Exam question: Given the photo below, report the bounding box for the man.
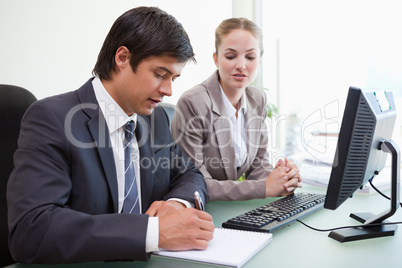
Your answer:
[7,6,214,264]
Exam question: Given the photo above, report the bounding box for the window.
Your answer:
[260,0,402,156]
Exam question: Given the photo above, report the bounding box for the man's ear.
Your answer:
[115,46,130,70]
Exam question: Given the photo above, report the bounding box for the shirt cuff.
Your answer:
[146,217,159,253]
[145,199,193,253]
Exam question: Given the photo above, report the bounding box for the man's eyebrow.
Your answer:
[156,66,181,77]
[156,66,173,74]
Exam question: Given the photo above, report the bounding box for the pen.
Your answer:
[194,191,204,211]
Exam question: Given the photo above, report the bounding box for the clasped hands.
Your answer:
[146,200,215,251]
[266,158,302,197]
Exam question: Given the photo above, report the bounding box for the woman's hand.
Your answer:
[266,158,302,197]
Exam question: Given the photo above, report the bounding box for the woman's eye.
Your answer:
[246,54,257,60]
[225,55,235,60]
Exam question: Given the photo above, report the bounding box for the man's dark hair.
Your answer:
[93,6,195,80]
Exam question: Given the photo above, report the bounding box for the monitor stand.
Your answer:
[328,140,400,242]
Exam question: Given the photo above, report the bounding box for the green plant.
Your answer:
[237,174,246,181]
[251,80,278,118]
[266,100,278,118]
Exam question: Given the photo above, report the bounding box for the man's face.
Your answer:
[112,55,185,116]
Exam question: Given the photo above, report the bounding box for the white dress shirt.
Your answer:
[92,77,159,252]
[219,84,248,167]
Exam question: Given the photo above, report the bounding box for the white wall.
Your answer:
[0,0,232,103]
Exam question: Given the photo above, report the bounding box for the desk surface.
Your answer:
[6,184,402,268]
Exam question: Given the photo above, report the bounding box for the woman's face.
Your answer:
[213,29,261,93]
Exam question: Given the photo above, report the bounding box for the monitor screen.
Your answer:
[324,87,396,209]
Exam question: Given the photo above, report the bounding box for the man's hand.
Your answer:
[146,200,186,217]
[145,201,215,251]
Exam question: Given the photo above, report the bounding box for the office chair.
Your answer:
[159,102,176,126]
[0,84,37,266]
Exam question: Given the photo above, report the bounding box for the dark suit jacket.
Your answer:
[7,78,207,264]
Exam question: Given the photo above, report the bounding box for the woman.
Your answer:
[171,18,302,201]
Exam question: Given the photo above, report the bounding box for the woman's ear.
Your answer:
[213,52,219,68]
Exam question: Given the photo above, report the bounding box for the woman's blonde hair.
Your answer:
[215,17,263,56]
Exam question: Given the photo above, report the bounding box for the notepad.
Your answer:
[153,227,272,267]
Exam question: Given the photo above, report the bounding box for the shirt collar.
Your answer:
[219,83,248,118]
[92,76,137,133]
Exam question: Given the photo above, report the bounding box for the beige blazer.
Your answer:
[171,71,272,201]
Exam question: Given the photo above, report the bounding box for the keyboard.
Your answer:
[222,192,325,233]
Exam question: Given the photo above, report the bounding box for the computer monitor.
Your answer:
[324,86,400,242]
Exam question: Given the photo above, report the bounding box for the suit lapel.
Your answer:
[213,117,237,180]
[78,79,119,212]
[206,72,237,180]
[243,88,264,171]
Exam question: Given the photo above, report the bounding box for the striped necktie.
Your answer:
[122,120,140,214]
